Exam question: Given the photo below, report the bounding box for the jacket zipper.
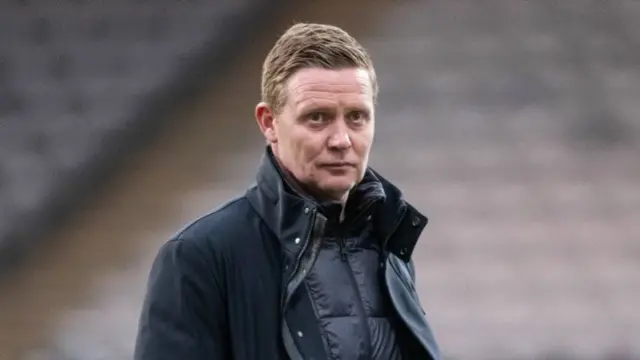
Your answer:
[339,234,373,358]
[281,208,317,311]
[280,208,321,360]
[335,197,379,356]
[337,196,378,259]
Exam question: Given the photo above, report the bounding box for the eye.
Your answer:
[348,111,368,123]
[308,111,325,123]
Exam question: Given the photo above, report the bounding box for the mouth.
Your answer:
[320,162,355,168]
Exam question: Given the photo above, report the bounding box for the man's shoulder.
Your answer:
[169,192,261,250]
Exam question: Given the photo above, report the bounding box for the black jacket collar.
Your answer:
[246,146,427,261]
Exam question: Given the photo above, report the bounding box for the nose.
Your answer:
[327,127,351,150]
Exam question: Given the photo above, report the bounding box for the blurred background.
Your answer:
[0,0,639,359]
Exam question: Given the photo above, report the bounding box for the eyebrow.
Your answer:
[298,99,371,112]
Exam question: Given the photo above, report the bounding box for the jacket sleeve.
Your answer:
[134,238,228,360]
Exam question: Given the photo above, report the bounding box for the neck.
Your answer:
[270,147,349,221]
[278,163,348,207]
[282,165,348,205]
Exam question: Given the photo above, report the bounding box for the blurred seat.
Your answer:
[364,0,640,358]
[0,0,272,252]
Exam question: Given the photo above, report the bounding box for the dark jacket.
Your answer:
[281,151,402,359]
[134,147,442,360]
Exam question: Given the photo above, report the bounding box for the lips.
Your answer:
[321,162,354,168]
[320,163,356,173]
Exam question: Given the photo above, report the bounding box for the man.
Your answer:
[134,23,441,360]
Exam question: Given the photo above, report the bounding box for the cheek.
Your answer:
[352,132,373,154]
[285,135,314,172]
[298,143,319,169]
[293,132,323,159]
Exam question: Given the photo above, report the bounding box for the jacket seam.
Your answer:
[303,281,335,359]
[177,238,226,300]
[173,196,247,240]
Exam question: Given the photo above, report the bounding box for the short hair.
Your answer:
[261,22,378,114]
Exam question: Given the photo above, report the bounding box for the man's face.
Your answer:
[256,67,375,202]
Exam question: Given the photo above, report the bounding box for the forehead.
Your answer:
[284,67,374,110]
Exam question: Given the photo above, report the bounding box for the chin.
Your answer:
[319,179,356,199]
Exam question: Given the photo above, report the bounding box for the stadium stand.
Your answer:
[365,1,640,358]
[0,0,283,270]
[1,0,639,358]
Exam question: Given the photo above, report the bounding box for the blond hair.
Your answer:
[261,22,377,114]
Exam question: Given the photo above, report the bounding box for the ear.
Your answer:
[255,102,278,143]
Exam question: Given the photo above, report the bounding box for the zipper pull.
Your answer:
[340,238,348,261]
